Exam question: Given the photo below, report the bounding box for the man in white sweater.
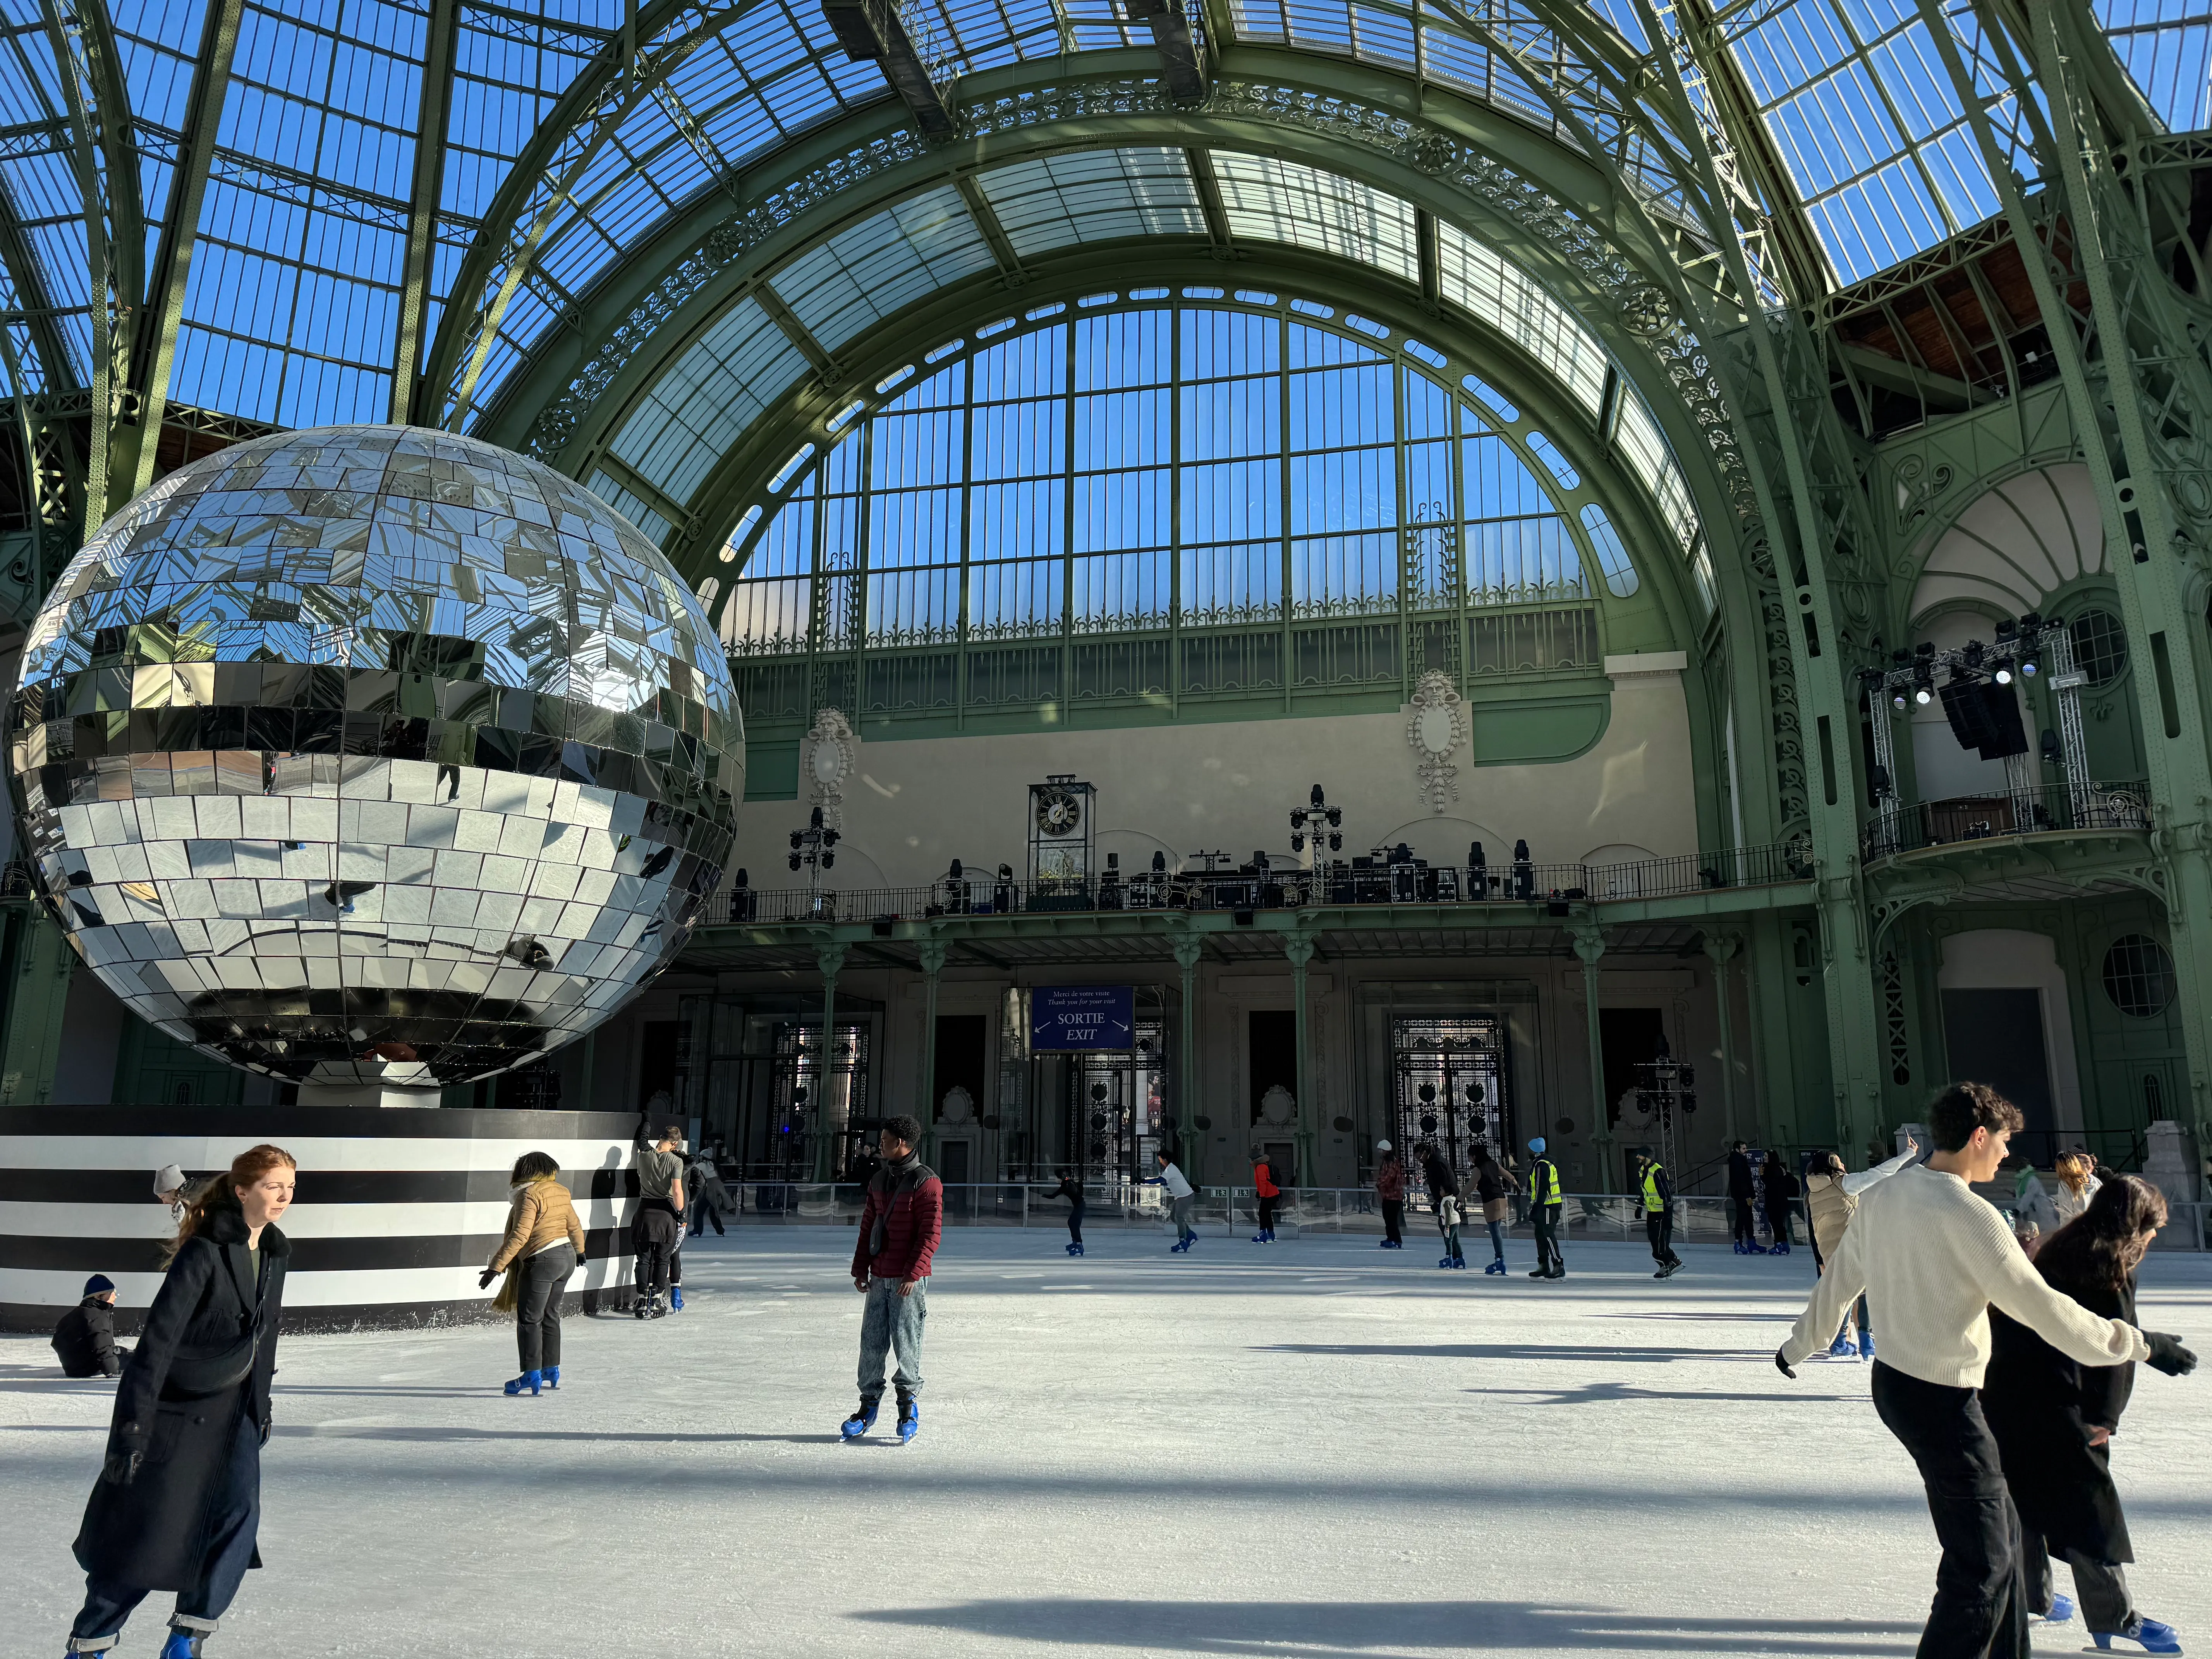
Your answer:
[1777,1082,2195,1659]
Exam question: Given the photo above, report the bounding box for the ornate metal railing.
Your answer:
[1861,781,2152,863]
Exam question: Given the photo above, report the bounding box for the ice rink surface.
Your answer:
[6,1226,2210,1658]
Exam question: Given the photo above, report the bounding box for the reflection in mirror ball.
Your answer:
[5,426,743,1090]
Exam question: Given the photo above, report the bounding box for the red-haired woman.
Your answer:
[1983,1176,2191,1656]
[65,1145,296,1659]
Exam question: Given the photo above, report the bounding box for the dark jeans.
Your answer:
[515,1242,575,1371]
[1381,1199,1404,1244]
[1532,1204,1563,1272]
[2023,1531,2133,1632]
[634,1202,680,1298]
[689,1196,724,1237]
[1731,1196,1756,1243]
[1066,1206,1084,1245]
[72,1411,259,1644]
[1645,1210,1679,1266]
[1871,1361,2030,1659]
[1486,1218,1505,1260]
[1767,1204,1795,1245]
[1257,1194,1278,1232]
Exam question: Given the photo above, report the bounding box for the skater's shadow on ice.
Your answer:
[1258,1343,1767,1364]
[848,1597,1920,1654]
[1463,1381,1858,1406]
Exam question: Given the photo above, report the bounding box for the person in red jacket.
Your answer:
[840,1115,942,1445]
[1252,1147,1282,1243]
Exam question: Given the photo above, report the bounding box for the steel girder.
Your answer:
[1915,0,2212,1148]
[390,0,458,425]
[37,0,140,527]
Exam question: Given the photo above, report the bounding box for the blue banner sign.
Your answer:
[1030,985,1135,1051]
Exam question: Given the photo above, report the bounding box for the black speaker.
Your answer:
[1939,678,2029,760]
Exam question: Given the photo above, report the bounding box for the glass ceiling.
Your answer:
[0,0,2197,452]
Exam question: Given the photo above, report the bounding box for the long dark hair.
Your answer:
[2034,1175,2168,1296]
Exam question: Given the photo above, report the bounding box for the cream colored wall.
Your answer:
[732,655,1700,890]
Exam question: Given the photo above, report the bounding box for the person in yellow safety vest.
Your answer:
[1526,1137,1565,1279]
[1633,1148,1683,1279]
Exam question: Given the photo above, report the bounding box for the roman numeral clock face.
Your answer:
[1035,788,1082,836]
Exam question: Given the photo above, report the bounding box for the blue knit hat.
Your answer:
[1527,1137,1546,1154]
[83,1274,115,1297]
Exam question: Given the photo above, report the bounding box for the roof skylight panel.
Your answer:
[770,188,994,350]
[977,149,1206,257]
[1211,153,1419,283]
[2100,0,2212,131]
[1432,221,1607,415]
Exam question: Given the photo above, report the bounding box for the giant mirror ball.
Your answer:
[6,425,743,1091]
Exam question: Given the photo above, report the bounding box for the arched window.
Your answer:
[720,302,1645,656]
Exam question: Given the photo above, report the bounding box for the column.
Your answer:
[1704,931,1743,1147]
[1172,929,1203,1185]
[917,935,948,1150]
[1285,927,1318,1187]
[0,911,75,1106]
[812,939,848,1182]
[1570,922,1612,1193]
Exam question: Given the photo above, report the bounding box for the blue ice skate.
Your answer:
[897,1397,921,1444]
[504,1369,542,1396]
[1827,1334,1857,1360]
[1769,1239,1791,1255]
[670,1285,684,1311]
[1451,1257,1467,1269]
[2092,1616,2182,1654]
[159,1633,206,1659]
[1485,1259,1506,1275]
[1858,1330,1875,1360]
[2036,1595,2075,1625]
[543,1365,560,1389]
[840,1399,879,1441]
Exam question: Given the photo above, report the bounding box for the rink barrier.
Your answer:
[0,1107,650,1333]
[691,1183,2212,1252]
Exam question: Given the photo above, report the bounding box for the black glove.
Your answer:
[477,1267,499,1291]
[1774,1347,1797,1380]
[102,1423,147,1486]
[2145,1331,2197,1377]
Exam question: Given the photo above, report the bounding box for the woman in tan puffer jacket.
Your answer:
[482,1151,586,1395]
[1804,1133,1918,1360]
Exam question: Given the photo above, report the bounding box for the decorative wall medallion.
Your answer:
[939,1084,975,1124]
[1259,1084,1296,1126]
[804,706,855,829]
[1406,670,1468,813]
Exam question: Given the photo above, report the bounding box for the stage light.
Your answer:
[1994,660,2014,685]
[1963,640,1985,669]
[1892,690,1909,711]
[2019,650,2039,678]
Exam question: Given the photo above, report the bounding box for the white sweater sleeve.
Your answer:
[1840,1148,1915,1197]
[1967,1206,2149,1368]
[1782,1218,1868,1365]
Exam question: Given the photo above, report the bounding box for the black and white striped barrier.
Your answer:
[0,1107,644,1333]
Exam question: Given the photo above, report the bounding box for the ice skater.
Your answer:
[1526,1137,1564,1279]
[840,1116,941,1445]
[1040,1169,1087,1255]
[480,1150,585,1396]
[1805,1133,1918,1359]
[1774,1084,2195,1659]
[64,1145,295,1659]
[1983,1176,2185,1655]
[1727,1140,1762,1254]
[1146,1149,1199,1252]
[1251,1148,1281,1242]
[1374,1140,1406,1250]
[687,1140,729,1238]
[1419,1144,1465,1269]
[52,1276,127,1380]
[1470,1144,1510,1274]
[1761,1149,1799,1253]
[1632,1148,1682,1278]
[630,1125,686,1318]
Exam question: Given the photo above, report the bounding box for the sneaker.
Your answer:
[2090,1616,2181,1654]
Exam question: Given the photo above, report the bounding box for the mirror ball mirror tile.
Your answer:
[7,425,744,1091]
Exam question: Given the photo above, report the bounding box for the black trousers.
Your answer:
[1066,1206,1084,1245]
[1645,1210,1678,1266]
[1381,1199,1404,1244]
[633,1203,680,1298]
[1531,1204,1563,1272]
[1731,1197,1756,1244]
[1257,1194,1278,1232]
[1766,1203,1795,1245]
[515,1243,575,1370]
[1870,1362,2030,1659]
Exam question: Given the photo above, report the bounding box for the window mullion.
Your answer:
[1279,309,1293,712]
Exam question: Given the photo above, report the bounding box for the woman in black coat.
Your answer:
[67,1144,295,1657]
[1982,1175,2183,1654]
[1760,1150,1799,1252]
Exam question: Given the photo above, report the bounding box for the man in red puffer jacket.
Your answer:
[840,1115,943,1445]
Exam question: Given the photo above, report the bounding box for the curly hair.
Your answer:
[1927,1082,2025,1151]
[2034,1174,2168,1296]
[510,1150,562,1183]
[163,1144,296,1266]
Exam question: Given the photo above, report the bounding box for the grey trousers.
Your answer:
[515,1242,575,1371]
[858,1275,927,1403]
[1170,1194,1196,1238]
[2024,1532,2133,1632]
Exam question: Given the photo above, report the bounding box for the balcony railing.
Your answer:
[1862,781,2151,863]
[700,841,1810,927]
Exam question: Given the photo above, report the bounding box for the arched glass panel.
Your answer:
[720,304,1646,653]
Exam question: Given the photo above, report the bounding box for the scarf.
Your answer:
[867,1152,934,1257]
